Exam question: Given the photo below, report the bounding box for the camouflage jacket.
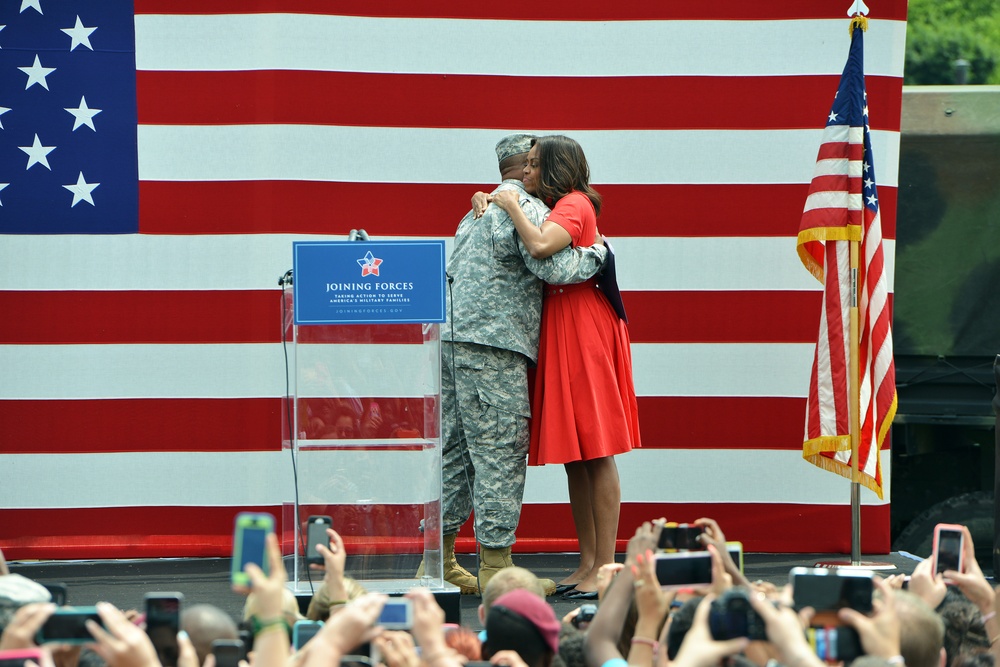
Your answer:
[442,180,607,363]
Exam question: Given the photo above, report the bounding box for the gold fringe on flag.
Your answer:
[849,15,869,33]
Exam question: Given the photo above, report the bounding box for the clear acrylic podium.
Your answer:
[280,289,451,599]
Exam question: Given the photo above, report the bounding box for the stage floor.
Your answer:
[8,551,922,630]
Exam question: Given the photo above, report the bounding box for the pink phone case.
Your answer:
[0,649,47,667]
[932,523,965,574]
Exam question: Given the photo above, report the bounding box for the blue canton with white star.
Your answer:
[0,0,138,233]
[827,26,879,217]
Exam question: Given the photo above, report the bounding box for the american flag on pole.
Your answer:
[797,20,898,499]
[0,1,907,558]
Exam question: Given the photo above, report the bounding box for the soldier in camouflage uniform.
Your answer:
[437,134,608,595]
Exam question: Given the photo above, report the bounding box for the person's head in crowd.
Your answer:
[895,589,947,667]
[331,407,358,439]
[666,594,704,660]
[950,651,994,667]
[483,589,560,667]
[557,624,586,667]
[937,591,990,667]
[479,566,547,626]
[495,133,535,181]
[181,603,239,665]
[0,573,51,633]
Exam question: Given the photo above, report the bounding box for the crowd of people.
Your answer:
[2,518,998,667]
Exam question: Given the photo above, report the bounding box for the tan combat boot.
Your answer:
[478,546,557,596]
[415,534,479,595]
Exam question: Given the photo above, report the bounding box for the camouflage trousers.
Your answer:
[440,341,530,548]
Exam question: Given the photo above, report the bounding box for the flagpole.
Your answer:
[849,239,862,565]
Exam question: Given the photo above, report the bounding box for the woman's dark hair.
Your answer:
[531,135,602,216]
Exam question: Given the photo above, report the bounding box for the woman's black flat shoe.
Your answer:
[553,583,578,595]
[563,588,599,600]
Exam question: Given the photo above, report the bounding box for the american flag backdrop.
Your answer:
[798,22,898,500]
[0,1,908,559]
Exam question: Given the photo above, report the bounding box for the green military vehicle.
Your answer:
[889,85,1000,572]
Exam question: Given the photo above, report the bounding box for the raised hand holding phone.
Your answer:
[86,602,160,667]
[230,513,275,591]
[305,516,332,568]
[939,525,996,616]
[932,523,965,576]
[0,604,56,651]
[144,593,183,667]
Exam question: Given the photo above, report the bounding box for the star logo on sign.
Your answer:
[0,106,10,129]
[357,251,383,277]
[61,15,96,51]
[0,183,8,206]
[20,0,42,15]
[65,96,101,131]
[0,24,6,48]
[63,172,99,207]
[19,133,55,170]
[19,54,55,90]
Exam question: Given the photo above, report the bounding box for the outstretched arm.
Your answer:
[493,190,572,259]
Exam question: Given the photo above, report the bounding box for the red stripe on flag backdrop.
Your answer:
[137,181,897,238]
[0,503,892,560]
[133,0,908,22]
[0,396,864,454]
[0,291,893,344]
[136,71,903,132]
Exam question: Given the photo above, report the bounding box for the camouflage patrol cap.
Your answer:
[495,134,535,162]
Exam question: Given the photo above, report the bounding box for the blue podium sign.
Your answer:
[293,240,446,325]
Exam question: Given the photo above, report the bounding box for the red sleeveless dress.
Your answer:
[528,192,641,465]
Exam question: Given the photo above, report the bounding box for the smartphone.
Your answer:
[41,583,68,606]
[933,524,965,575]
[292,621,323,650]
[790,568,873,624]
[36,606,103,644]
[212,639,245,667]
[0,649,47,667]
[145,592,183,667]
[231,512,275,588]
[572,604,598,629]
[654,551,713,589]
[805,626,863,663]
[657,523,705,551]
[377,598,413,630]
[726,541,744,574]
[305,515,332,567]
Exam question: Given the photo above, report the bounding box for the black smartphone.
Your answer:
[305,515,332,567]
[790,568,873,624]
[572,604,597,629]
[933,524,965,575]
[212,639,245,667]
[657,523,705,551]
[654,551,713,588]
[41,583,68,606]
[292,621,323,650]
[806,626,863,662]
[36,607,103,644]
[145,592,184,667]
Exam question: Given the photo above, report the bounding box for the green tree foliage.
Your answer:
[905,0,1000,84]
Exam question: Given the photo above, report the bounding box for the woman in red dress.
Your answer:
[490,135,641,597]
